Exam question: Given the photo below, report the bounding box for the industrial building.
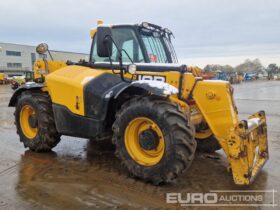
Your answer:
[0,42,88,76]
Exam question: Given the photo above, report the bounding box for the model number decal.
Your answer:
[137,75,166,82]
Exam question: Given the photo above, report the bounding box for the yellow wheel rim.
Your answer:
[20,105,38,139]
[195,128,212,139]
[125,117,165,166]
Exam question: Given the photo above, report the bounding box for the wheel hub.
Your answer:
[139,129,159,150]
[20,105,38,139]
[124,117,165,166]
[28,115,38,128]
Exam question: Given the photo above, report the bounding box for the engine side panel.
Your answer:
[45,65,104,116]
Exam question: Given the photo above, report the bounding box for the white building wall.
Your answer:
[49,51,88,63]
[0,42,88,75]
[0,43,34,71]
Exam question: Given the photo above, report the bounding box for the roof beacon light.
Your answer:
[142,22,149,28]
[97,20,104,25]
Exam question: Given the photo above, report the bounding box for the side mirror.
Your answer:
[96,26,113,57]
[36,43,49,54]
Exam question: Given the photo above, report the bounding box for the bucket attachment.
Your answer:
[227,111,268,185]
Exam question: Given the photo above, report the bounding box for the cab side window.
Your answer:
[91,28,144,63]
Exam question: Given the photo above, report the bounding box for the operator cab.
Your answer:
[90,22,178,65]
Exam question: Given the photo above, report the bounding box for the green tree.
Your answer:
[235,58,264,73]
[204,64,220,72]
[222,65,234,73]
[266,64,278,79]
[204,64,233,73]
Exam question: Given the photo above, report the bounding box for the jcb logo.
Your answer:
[137,75,166,82]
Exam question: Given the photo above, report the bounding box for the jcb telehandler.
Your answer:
[9,22,268,185]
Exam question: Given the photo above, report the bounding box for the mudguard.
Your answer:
[84,73,179,120]
[114,80,179,99]
[8,83,45,107]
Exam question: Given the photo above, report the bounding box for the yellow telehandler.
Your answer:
[9,22,268,185]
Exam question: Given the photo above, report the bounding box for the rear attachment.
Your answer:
[192,81,269,185]
[228,111,268,185]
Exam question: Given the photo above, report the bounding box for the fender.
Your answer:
[84,73,179,120]
[8,83,45,107]
[114,80,179,99]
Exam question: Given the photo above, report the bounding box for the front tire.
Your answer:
[15,91,61,152]
[112,96,196,184]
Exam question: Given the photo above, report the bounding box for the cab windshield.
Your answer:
[140,27,178,64]
[91,26,178,64]
[91,28,145,63]
[141,30,167,63]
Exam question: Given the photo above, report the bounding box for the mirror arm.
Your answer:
[47,49,54,61]
[118,53,129,83]
[121,49,133,64]
[118,49,134,83]
[42,57,49,75]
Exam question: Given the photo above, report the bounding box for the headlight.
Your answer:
[128,64,137,75]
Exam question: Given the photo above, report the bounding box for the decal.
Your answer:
[149,54,158,63]
[137,74,166,82]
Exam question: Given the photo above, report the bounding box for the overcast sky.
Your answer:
[0,0,279,67]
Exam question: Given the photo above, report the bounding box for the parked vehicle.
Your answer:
[10,71,34,90]
[244,72,257,81]
[9,22,268,185]
[0,73,8,85]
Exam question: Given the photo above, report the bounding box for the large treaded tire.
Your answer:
[196,135,221,153]
[112,96,196,185]
[15,91,61,152]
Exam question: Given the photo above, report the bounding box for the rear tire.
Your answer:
[112,96,196,185]
[15,91,61,152]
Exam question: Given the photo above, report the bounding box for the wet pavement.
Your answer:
[0,81,279,209]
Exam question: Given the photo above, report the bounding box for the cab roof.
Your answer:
[90,22,173,38]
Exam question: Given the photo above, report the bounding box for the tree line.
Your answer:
[204,58,280,75]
